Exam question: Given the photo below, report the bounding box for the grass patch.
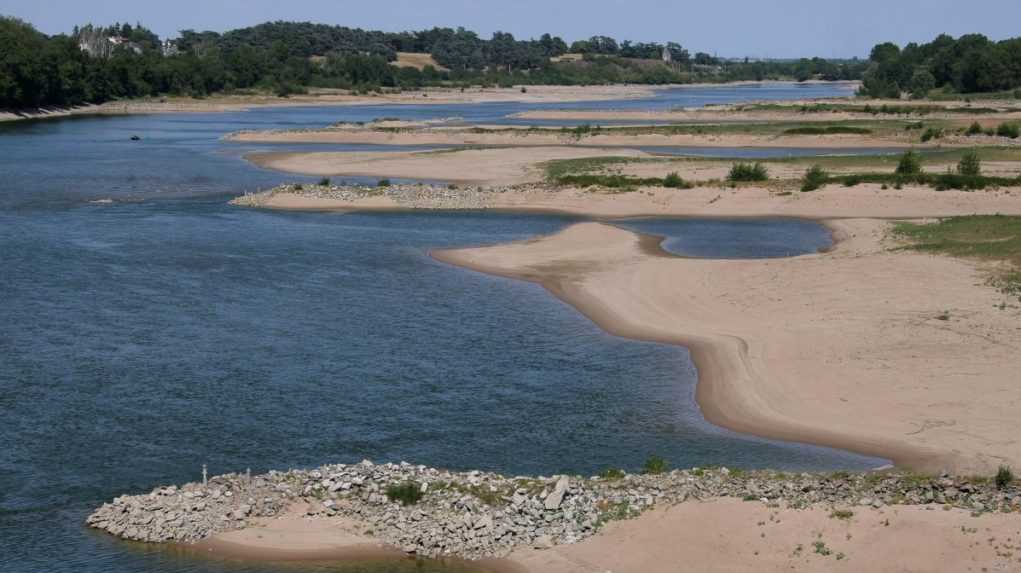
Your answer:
[385,482,424,506]
[830,509,854,520]
[642,455,668,475]
[728,162,770,182]
[893,215,1021,299]
[801,165,829,191]
[600,468,627,480]
[782,125,873,135]
[996,466,1014,489]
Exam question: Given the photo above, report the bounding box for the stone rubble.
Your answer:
[87,461,1021,560]
[230,183,538,210]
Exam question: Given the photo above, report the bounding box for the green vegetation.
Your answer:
[996,123,1021,139]
[782,125,872,135]
[861,34,1021,97]
[893,216,1021,299]
[600,468,626,480]
[662,172,693,189]
[728,162,770,182]
[895,150,923,175]
[966,122,985,136]
[801,165,829,191]
[317,177,331,186]
[957,151,981,176]
[385,481,424,506]
[920,127,944,142]
[377,178,391,187]
[829,509,854,520]
[642,455,668,475]
[0,16,866,110]
[996,466,1015,489]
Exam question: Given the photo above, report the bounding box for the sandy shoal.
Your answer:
[227,127,931,149]
[433,217,1021,474]
[246,146,652,185]
[250,183,1021,219]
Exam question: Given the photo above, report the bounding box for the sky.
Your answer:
[2,0,1019,59]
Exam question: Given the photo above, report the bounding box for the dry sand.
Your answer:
[247,146,652,185]
[508,499,1021,573]
[250,182,1021,219]
[434,219,1021,474]
[199,498,1021,572]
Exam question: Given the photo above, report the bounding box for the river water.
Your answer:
[0,83,881,573]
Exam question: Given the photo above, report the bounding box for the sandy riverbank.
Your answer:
[433,218,1021,474]
[198,499,1021,572]
[91,460,1021,573]
[508,499,1021,573]
[0,85,662,123]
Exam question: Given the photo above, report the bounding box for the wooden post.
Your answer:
[202,464,208,487]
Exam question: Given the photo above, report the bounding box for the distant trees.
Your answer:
[862,33,1021,97]
[0,15,869,110]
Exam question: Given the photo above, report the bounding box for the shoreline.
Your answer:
[0,84,665,124]
[431,221,929,470]
[87,460,1021,571]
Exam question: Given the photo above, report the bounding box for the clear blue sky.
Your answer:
[2,0,1018,59]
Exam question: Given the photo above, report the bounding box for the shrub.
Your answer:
[385,481,424,505]
[662,172,691,189]
[728,162,769,182]
[318,177,331,186]
[958,151,981,176]
[895,150,923,175]
[801,165,829,192]
[997,123,1020,139]
[642,455,668,475]
[996,466,1014,489]
[966,122,984,136]
[843,175,863,187]
[377,178,391,187]
[920,127,944,142]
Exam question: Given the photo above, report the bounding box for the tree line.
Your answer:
[0,17,870,110]
[861,34,1021,98]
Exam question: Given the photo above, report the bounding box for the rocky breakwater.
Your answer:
[230,183,531,210]
[88,461,1021,560]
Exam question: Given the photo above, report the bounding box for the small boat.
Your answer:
[130,135,141,141]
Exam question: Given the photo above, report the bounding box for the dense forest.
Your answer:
[861,34,1021,98]
[11,16,997,111]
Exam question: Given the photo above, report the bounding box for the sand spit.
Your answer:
[246,147,651,185]
[226,125,932,149]
[232,182,1021,220]
[88,461,1021,567]
[434,220,1021,474]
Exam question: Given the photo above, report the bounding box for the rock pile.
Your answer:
[88,461,1021,560]
[229,183,542,210]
